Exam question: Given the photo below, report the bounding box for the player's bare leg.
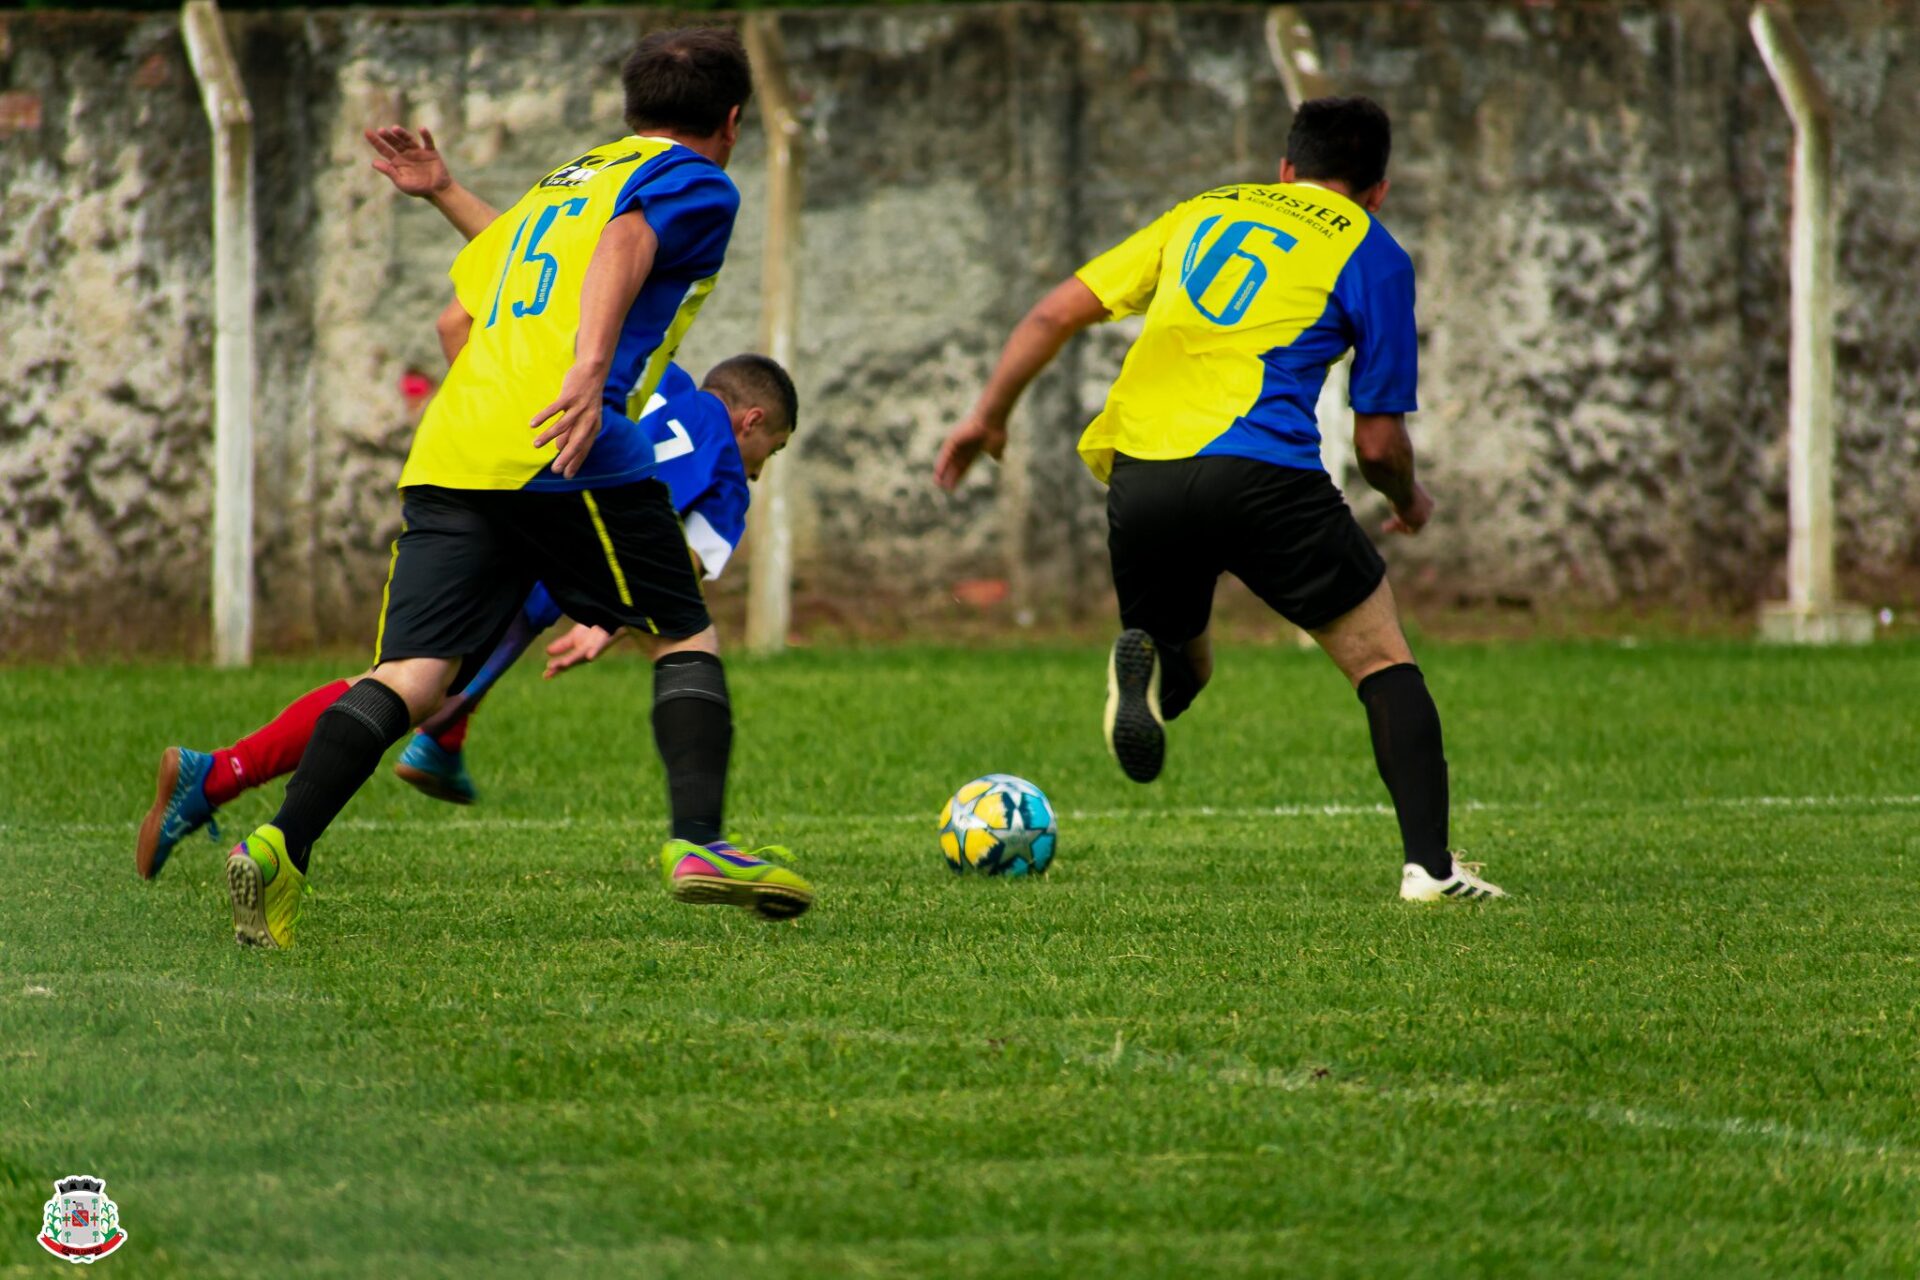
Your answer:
[1311,581,1503,900]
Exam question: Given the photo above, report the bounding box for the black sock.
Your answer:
[653,651,732,846]
[1356,663,1452,878]
[272,679,411,873]
[1154,641,1201,721]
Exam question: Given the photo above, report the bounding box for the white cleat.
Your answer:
[1400,856,1507,902]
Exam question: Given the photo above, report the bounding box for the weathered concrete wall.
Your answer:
[3,3,1918,656]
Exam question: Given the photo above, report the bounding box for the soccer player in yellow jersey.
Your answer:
[936,97,1504,902]
[202,28,812,948]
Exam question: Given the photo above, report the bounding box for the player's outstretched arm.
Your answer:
[364,125,500,241]
[935,277,1109,490]
[1353,412,1434,535]
[530,211,658,480]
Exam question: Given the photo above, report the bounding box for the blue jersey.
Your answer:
[639,368,751,580]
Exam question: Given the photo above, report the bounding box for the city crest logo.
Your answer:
[38,1176,127,1264]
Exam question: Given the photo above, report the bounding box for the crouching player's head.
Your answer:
[701,354,799,480]
[1279,95,1394,213]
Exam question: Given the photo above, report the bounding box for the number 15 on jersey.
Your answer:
[486,197,591,328]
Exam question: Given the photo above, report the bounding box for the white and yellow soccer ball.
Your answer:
[938,773,1058,877]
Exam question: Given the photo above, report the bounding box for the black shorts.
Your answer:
[373,482,709,669]
[1106,454,1386,640]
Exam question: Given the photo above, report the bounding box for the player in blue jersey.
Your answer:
[936,97,1505,903]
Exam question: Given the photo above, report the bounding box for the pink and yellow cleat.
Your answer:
[660,839,813,921]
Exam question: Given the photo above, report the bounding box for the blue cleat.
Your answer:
[393,734,478,806]
[136,746,221,880]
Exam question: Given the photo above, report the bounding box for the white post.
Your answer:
[743,15,801,655]
[1264,6,1332,109]
[1752,3,1872,645]
[182,0,255,667]
[1267,7,1344,646]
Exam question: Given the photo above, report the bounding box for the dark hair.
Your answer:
[1285,96,1392,193]
[622,27,753,137]
[702,354,799,434]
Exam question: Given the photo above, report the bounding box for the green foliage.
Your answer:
[2,641,1917,1274]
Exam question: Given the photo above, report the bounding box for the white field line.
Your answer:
[1071,1036,1917,1165]
[9,792,1920,837]
[8,972,335,1006]
[673,1017,1914,1166]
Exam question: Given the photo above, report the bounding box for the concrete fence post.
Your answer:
[182,0,255,667]
[744,14,802,656]
[1751,2,1872,644]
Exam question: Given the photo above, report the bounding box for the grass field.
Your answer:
[2,639,1918,1277]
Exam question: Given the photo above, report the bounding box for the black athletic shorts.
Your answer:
[1106,453,1386,640]
[373,481,709,669]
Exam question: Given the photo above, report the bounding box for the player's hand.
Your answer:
[365,125,452,198]
[530,364,607,479]
[543,623,621,678]
[934,411,1009,490]
[1383,483,1435,536]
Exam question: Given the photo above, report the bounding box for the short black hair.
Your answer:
[1285,96,1392,193]
[702,354,799,434]
[622,27,753,137]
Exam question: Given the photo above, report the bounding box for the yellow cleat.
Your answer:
[660,838,814,920]
[226,824,309,948]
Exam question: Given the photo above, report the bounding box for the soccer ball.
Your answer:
[939,773,1057,877]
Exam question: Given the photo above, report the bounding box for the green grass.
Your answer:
[2,640,1918,1277]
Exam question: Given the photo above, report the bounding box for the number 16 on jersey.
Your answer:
[1180,216,1297,326]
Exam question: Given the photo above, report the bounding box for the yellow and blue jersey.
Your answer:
[400,136,739,493]
[1074,182,1417,483]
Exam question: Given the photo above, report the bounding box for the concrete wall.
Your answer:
[3,3,1918,657]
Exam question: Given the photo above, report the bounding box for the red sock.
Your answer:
[433,715,470,752]
[204,679,352,806]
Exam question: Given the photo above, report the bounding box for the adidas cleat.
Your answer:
[1401,856,1507,903]
[394,733,478,805]
[226,824,309,948]
[1104,629,1166,783]
[661,839,814,921]
[136,746,221,880]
